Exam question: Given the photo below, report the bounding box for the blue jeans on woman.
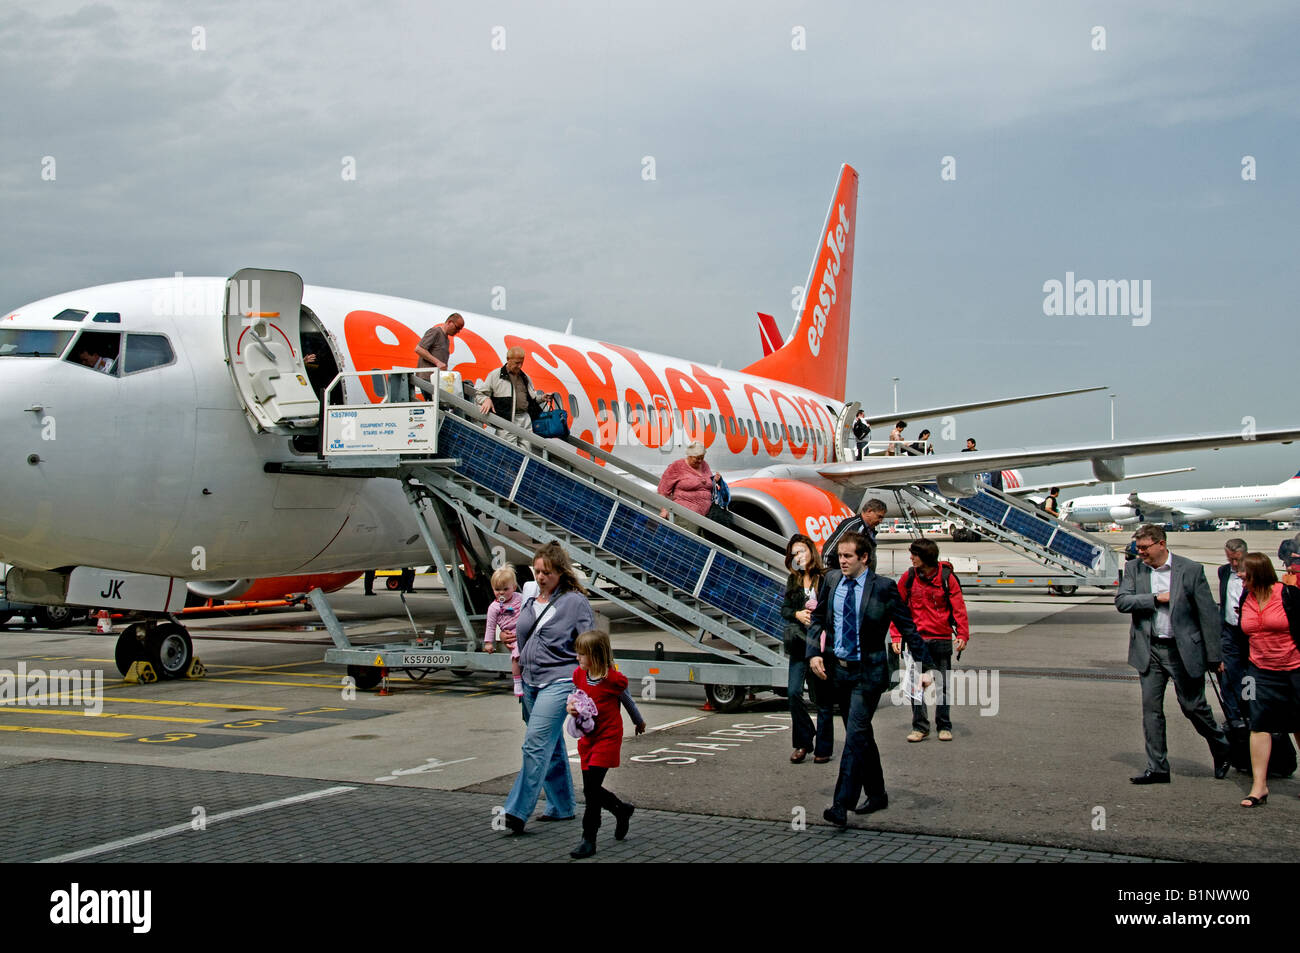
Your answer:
[504,679,575,821]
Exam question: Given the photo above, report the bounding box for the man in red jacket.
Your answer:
[890,538,969,742]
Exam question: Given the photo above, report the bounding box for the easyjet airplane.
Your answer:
[2,164,1296,676]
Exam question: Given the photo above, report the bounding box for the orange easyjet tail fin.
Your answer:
[741,163,858,402]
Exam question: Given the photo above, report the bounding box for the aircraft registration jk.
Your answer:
[1,164,1297,672]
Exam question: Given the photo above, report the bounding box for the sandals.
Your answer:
[1240,794,1268,808]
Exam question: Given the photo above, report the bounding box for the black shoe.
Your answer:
[570,839,596,859]
[1129,770,1171,785]
[1212,745,1233,780]
[613,803,635,841]
[822,807,847,828]
[504,813,526,834]
[852,793,889,815]
[537,813,575,822]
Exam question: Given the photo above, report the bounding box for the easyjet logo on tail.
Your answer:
[741,163,858,403]
[807,202,851,357]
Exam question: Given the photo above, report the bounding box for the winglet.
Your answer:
[741,164,858,401]
[757,312,782,356]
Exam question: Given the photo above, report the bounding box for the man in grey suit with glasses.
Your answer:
[1116,523,1232,784]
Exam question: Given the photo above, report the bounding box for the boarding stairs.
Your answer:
[891,480,1121,586]
[303,377,796,705]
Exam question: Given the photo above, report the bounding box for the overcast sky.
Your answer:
[4,0,1298,494]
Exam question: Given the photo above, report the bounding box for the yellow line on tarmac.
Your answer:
[0,724,131,738]
[0,707,211,724]
[96,697,284,711]
[12,691,282,711]
[201,660,323,673]
[205,678,342,690]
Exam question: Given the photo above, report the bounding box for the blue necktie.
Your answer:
[842,576,858,659]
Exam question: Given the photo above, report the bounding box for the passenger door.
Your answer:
[222,268,320,434]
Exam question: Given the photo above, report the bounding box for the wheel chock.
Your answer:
[124,661,158,684]
[185,658,207,679]
[378,667,391,696]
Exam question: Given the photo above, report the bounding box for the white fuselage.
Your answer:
[0,278,844,580]
[1062,478,1300,525]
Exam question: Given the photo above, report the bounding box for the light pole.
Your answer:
[892,377,899,414]
[1109,393,1116,494]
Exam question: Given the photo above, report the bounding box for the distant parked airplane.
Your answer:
[1062,471,1300,526]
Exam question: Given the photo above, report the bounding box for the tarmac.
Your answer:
[0,532,1296,864]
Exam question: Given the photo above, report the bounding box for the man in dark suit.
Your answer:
[1216,538,1249,729]
[1116,523,1231,784]
[808,531,928,826]
[819,498,887,572]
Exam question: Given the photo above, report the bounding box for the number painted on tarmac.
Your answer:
[222,719,278,729]
[138,732,199,744]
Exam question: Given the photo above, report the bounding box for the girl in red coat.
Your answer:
[566,630,646,858]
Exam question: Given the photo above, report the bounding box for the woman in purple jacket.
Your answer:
[502,542,596,833]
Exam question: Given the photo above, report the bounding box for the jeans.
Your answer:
[912,638,953,733]
[1219,623,1247,727]
[788,637,835,757]
[829,652,889,811]
[504,680,575,821]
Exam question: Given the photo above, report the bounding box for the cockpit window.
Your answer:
[122,334,175,374]
[64,330,122,375]
[91,312,121,323]
[0,328,76,357]
[52,309,88,322]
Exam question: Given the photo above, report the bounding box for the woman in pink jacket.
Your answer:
[657,441,719,519]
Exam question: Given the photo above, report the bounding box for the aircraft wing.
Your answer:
[1008,467,1195,496]
[865,385,1107,428]
[1122,492,1213,523]
[812,428,1300,490]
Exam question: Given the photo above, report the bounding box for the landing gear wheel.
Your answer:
[705,683,746,712]
[348,665,383,691]
[146,622,193,679]
[35,605,76,628]
[1049,584,1078,596]
[115,624,148,676]
[385,576,402,591]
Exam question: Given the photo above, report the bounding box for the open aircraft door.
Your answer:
[223,268,321,434]
[833,400,860,462]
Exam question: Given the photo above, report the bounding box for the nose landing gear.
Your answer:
[114,620,196,679]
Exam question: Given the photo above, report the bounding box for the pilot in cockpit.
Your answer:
[74,348,114,374]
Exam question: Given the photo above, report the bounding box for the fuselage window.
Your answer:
[746,419,754,437]
[65,330,122,375]
[568,394,579,420]
[597,398,608,415]
[122,334,175,374]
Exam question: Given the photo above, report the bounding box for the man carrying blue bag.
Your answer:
[476,346,550,446]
